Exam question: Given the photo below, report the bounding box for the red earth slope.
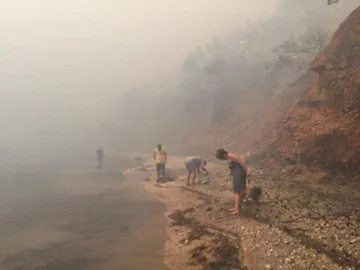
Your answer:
[272,6,360,174]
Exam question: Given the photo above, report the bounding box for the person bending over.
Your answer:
[184,156,208,186]
[215,148,250,215]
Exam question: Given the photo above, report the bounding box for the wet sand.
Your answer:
[0,155,166,270]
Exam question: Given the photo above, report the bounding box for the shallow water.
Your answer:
[0,155,166,270]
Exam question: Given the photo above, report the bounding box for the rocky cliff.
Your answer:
[272,6,360,175]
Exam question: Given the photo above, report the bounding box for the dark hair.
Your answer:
[215,148,228,160]
[157,144,162,151]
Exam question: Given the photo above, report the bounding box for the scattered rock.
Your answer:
[350,237,358,244]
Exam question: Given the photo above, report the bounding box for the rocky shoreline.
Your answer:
[144,161,360,270]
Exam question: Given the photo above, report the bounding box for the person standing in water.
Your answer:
[215,148,251,215]
[184,156,208,186]
[96,146,104,169]
[153,144,167,183]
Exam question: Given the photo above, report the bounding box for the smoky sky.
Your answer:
[0,0,281,150]
[0,0,357,152]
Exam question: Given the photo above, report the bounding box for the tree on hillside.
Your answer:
[272,12,329,71]
[300,12,329,54]
[179,26,273,126]
[274,12,329,55]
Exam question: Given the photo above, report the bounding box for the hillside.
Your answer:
[114,4,360,165]
[271,6,360,175]
[236,71,316,156]
[180,62,313,157]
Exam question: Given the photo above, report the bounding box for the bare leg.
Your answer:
[191,169,196,185]
[231,193,241,215]
[228,194,236,212]
[228,197,236,212]
[186,169,191,186]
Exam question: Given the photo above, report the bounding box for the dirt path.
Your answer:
[0,157,166,270]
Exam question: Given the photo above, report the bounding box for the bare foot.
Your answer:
[228,207,236,212]
[231,209,239,215]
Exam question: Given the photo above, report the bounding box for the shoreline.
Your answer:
[142,157,360,270]
[0,156,167,270]
[143,160,246,270]
[145,182,246,270]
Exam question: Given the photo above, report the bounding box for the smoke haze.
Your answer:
[0,0,358,157]
[0,0,282,153]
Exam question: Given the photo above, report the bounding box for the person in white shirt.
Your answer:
[184,156,208,186]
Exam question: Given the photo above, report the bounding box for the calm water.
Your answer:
[0,153,166,270]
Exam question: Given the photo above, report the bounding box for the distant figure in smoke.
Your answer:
[184,156,208,186]
[96,146,104,169]
[215,149,251,215]
[153,144,167,183]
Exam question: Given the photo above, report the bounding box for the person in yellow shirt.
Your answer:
[153,144,167,183]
